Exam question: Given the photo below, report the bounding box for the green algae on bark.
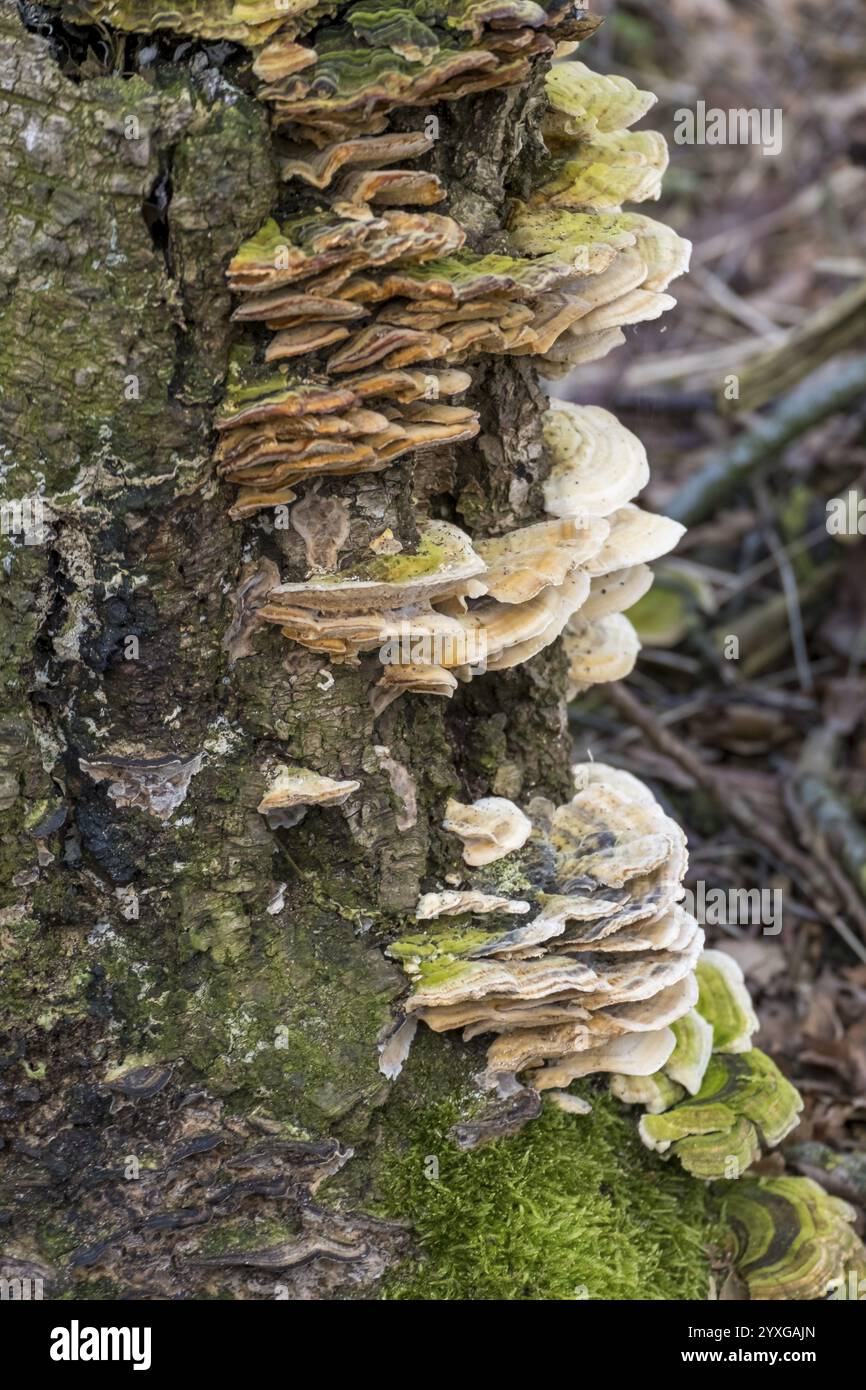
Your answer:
[1,8,277,487]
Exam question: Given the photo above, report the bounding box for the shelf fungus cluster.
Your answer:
[63,2,602,68]
[58,2,307,43]
[251,4,602,142]
[390,769,812,1214]
[218,56,689,497]
[389,763,705,1092]
[223,401,683,707]
[214,52,689,704]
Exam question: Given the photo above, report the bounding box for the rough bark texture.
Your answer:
[0,3,715,1300]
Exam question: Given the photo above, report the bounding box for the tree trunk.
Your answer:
[0,2,718,1301]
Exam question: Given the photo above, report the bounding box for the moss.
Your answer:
[387,923,496,965]
[478,854,534,898]
[38,1222,79,1265]
[374,1087,723,1300]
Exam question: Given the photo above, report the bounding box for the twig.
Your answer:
[782,781,866,962]
[690,266,786,342]
[605,682,866,963]
[609,338,776,391]
[691,166,865,266]
[763,532,813,692]
[793,722,866,913]
[666,355,866,526]
[724,279,866,413]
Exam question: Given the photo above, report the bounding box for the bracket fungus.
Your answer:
[58,2,316,43]
[543,61,656,143]
[609,947,801,1181]
[442,797,534,867]
[256,763,360,827]
[416,891,531,920]
[220,372,682,705]
[542,402,650,520]
[725,1178,866,1301]
[251,4,601,142]
[154,2,862,1298]
[80,751,204,821]
[214,46,692,707]
[695,949,760,1053]
[638,1050,803,1180]
[386,763,706,1097]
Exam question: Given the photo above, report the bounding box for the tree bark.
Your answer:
[0,3,711,1301]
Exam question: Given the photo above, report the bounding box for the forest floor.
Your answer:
[566,0,866,1214]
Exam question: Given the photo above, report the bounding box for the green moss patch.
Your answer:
[374,1087,723,1300]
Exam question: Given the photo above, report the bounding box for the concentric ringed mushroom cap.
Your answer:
[564,612,641,692]
[581,565,654,620]
[58,1,316,43]
[663,1007,715,1095]
[264,521,486,613]
[638,1049,804,1178]
[566,905,697,955]
[448,571,591,674]
[585,504,685,574]
[542,402,650,520]
[696,949,760,1053]
[724,1177,866,1301]
[415,891,531,920]
[542,62,658,144]
[532,1027,677,1088]
[537,129,669,211]
[281,132,436,189]
[610,1070,686,1114]
[571,760,659,806]
[474,517,609,603]
[551,781,682,889]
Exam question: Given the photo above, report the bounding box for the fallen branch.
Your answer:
[667,354,866,526]
[723,280,866,413]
